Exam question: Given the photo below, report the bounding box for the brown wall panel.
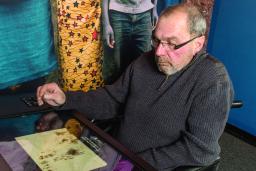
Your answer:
[183,0,215,45]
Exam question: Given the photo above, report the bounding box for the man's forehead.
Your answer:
[154,13,189,39]
[153,32,178,42]
[160,11,188,27]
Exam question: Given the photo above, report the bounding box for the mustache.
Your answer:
[155,56,171,63]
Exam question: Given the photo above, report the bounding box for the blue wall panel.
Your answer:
[208,0,256,135]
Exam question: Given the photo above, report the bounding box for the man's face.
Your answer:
[153,11,201,76]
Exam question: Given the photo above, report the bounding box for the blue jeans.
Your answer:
[103,10,153,84]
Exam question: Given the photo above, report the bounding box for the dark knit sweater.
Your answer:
[62,50,234,170]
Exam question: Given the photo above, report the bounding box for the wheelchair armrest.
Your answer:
[231,100,243,108]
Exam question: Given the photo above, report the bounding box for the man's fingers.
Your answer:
[37,83,58,106]
[106,38,112,48]
[109,34,115,48]
[106,35,114,48]
[108,42,114,48]
[43,91,64,106]
[43,93,57,103]
[37,86,44,106]
[36,83,65,107]
[36,86,41,98]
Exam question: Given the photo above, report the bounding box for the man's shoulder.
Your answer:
[203,54,228,75]
[204,54,223,66]
[195,53,231,83]
[199,53,227,73]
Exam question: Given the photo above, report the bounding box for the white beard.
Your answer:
[155,56,179,76]
[158,64,178,76]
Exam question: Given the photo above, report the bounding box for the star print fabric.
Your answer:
[57,0,104,92]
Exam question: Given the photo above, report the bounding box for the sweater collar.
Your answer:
[153,49,207,78]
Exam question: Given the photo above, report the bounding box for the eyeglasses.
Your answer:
[151,35,202,51]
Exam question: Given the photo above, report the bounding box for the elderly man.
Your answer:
[37,3,234,170]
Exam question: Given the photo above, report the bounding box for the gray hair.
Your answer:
[160,3,207,36]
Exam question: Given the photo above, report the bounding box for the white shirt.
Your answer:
[109,0,154,14]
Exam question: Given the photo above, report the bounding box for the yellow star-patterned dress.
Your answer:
[57,0,104,91]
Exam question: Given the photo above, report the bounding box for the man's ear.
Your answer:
[194,35,205,53]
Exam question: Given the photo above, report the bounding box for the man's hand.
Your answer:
[103,23,115,48]
[36,83,66,106]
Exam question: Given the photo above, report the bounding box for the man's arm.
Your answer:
[102,0,115,48]
[61,64,134,120]
[151,0,158,28]
[138,80,234,169]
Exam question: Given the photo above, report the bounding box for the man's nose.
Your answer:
[155,43,166,57]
